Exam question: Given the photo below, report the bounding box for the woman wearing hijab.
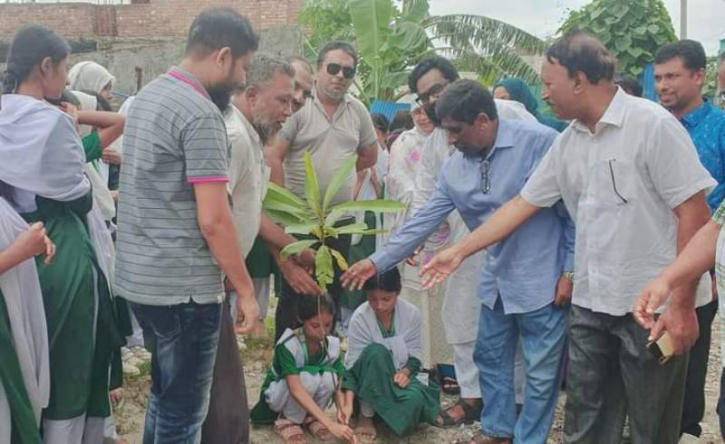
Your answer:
[0,191,53,444]
[493,77,568,132]
[0,26,126,444]
[68,61,116,101]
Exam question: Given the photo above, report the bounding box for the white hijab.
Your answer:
[0,94,90,213]
[0,197,50,424]
[68,61,115,95]
[345,297,422,371]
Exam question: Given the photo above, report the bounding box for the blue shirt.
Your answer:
[681,99,725,211]
[370,119,575,315]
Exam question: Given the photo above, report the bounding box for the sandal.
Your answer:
[434,399,482,427]
[441,376,461,395]
[274,418,307,444]
[303,416,334,441]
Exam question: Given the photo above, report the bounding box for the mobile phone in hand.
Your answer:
[647,331,675,365]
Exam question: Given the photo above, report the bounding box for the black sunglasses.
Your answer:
[326,63,356,79]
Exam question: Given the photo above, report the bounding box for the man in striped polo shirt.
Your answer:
[114,9,260,442]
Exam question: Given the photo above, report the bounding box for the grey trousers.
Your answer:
[201,298,249,444]
[564,306,688,444]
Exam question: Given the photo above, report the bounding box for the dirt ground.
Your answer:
[116,315,725,444]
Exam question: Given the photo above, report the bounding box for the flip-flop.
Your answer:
[441,376,461,395]
[274,418,307,444]
[434,399,482,427]
[304,417,334,441]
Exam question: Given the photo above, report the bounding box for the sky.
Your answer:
[430,0,725,55]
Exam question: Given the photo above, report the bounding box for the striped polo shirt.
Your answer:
[114,67,229,306]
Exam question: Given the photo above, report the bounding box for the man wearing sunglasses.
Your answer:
[266,41,378,340]
[343,79,575,444]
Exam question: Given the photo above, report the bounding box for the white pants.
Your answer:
[452,341,481,399]
[43,415,105,444]
[452,340,525,404]
[266,372,337,424]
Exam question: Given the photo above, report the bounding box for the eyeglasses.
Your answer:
[415,83,446,105]
[608,159,628,204]
[480,159,491,194]
[326,63,356,79]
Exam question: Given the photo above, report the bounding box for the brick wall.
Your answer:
[0,0,302,39]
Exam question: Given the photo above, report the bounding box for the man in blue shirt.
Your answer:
[655,39,725,440]
[343,80,575,444]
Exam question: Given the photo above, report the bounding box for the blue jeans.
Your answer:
[475,298,567,443]
[131,301,222,444]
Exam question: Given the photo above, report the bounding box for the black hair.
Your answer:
[655,40,707,72]
[316,41,358,69]
[185,8,259,58]
[408,56,460,94]
[615,75,643,97]
[435,79,498,125]
[389,109,414,132]
[297,293,336,322]
[546,29,616,84]
[2,25,70,95]
[363,268,402,293]
[45,88,81,107]
[85,90,112,111]
[371,113,390,133]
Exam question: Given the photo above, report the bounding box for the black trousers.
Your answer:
[274,217,354,342]
[680,298,718,437]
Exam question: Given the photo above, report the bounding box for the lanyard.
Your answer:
[167,67,210,100]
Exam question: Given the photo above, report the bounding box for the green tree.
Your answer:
[298,0,546,103]
[559,0,677,76]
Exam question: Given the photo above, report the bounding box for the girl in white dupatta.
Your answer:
[342,268,439,442]
[0,195,53,444]
[0,26,127,444]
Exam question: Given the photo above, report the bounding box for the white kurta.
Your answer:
[225,105,270,258]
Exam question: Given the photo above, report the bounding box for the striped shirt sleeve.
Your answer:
[713,200,725,226]
[182,114,229,183]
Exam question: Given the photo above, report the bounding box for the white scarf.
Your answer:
[68,61,115,96]
[0,197,50,423]
[0,94,90,213]
[345,297,422,370]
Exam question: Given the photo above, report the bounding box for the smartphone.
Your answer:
[647,331,675,365]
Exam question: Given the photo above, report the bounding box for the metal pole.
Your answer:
[680,0,688,39]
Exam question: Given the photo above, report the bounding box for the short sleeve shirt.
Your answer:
[115,67,230,306]
[278,88,377,205]
[521,88,716,316]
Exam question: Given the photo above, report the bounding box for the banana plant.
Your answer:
[263,152,405,292]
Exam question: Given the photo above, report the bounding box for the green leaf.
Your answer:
[614,34,632,53]
[263,182,307,210]
[315,245,335,292]
[265,209,307,226]
[401,0,429,23]
[281,239,320,260]
[329,199,407,214]
[303,152,322,220]
[332,222,369,234]
[647,24,661,34]
[349,0,393,64]
[262,199,312,223]
[330,248,349,271]
[285,223,321,237]
[322,155,357,214]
